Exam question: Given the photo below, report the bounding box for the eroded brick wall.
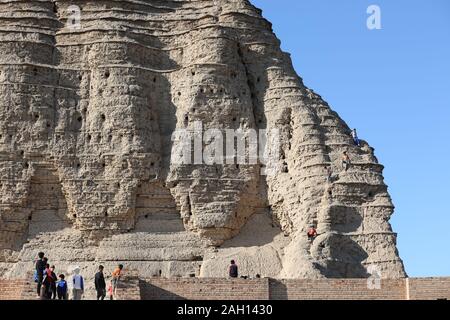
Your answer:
[269,279,406,300]
[2,277,450,300]
[140,278,270,300]
[0,279,35,300]
[408,278,450,300]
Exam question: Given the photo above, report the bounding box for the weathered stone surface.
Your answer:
[0,0,406,292]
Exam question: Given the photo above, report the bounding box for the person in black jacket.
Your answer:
[35,252,46,297]
[49,265,57,299]
[94,265,107,300]
[228,260,238,278]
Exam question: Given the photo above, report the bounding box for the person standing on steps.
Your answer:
[95,265,107,300]
[41,263,54,299]
[307,225,317,242]
[111,264,123,298]
[351,129,360,147]
[35,252,46,298]
[71,266,84,300]
[342,151,351,171]
[228,260,238,278]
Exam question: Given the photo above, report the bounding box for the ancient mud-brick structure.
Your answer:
[0,0,406,291]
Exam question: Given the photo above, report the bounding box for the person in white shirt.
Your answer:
[70,266,84,300]
[351,129,360,147]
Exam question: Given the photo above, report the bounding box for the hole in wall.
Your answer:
[104,71,110,78]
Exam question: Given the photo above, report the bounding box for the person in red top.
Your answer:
[307,226,317,242]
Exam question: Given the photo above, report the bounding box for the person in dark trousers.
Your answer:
[50,265,57,299]
[228,260,238,278]
[56,274,68,300]
[95,265,107,300]
[41,264,53,299]
[35,252,46,297]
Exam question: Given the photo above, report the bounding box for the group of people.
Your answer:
[34,252,124,300]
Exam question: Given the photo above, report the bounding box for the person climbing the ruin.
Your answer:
[307,225,318,242]
[49,265,57,299]
[56,274,68,300]
[342,151,351,171]
[326,166,333,183]
[228,260,238,278]
[95,265,107,300]
[71,266,84,300]
[35,252,46,297]
[41,263,54,299]
[111,264,123,297]
[351,129,360,147]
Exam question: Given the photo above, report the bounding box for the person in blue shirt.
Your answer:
[56,274,68,300]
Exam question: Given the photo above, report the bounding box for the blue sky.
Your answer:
[250,0,450,277]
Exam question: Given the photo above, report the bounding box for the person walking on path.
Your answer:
[228,260,238,278]
[351,129,360,147]
[35,252,46,297]
[95,265,107,300]
[71,266,84,300]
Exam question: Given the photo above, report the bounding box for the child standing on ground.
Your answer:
[56,274,68,300]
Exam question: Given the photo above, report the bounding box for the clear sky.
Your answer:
[251,0,450,277]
